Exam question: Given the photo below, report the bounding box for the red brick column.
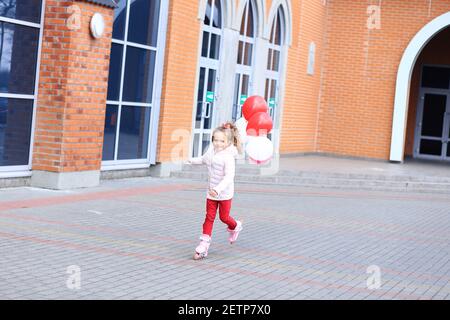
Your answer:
[31,1,114,189]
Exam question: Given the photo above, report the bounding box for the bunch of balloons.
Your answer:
[235,96,274,164]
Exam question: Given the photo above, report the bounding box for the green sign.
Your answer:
[206,91,214,102]
[268,98,276,107]
[239,95,248,105]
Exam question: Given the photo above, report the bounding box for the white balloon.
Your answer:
[245,136,273,164]
[234,117,248,144]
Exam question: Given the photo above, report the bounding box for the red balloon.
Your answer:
[242,96,268,120]
[246,112,273,136]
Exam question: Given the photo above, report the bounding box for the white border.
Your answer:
[390,11,450,162]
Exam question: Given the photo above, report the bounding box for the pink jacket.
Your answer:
[190,145,238,200]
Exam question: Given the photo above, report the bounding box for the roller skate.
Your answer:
[227,220,243,244]
[193,234,211,260]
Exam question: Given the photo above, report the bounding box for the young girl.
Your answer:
[187,122,243,260]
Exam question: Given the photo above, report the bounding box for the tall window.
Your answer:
[192,0,223,157]
[103,0,163,164]
[232,0,255,121]
[264,7,285,125]
[0,0,43,170]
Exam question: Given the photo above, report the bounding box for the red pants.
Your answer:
[203,198,237,236]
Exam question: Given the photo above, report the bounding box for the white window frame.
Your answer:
[264,7,285,136]
[190,0,224,158]
[0,1,45,177]
[233,0,256,120]
[102,0,169,170]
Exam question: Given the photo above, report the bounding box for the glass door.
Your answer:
[264,7,284,142]
[414,66,450,161]
[414,91,450,160]
[232,0,255,122]
[192,0,222,157]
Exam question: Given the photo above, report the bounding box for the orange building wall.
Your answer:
[156,0,450,164]
[279,0,327,154]
[156,0,202,162]
[317,0,450,160]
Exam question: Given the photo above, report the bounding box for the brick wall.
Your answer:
[156,0,202,162]
[317,0,450,160]
[32,1,114,172]
[279,0,327,154]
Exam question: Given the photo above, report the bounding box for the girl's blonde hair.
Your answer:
[212,121,243,154]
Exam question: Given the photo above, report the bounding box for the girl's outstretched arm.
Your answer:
[187,156,203,165]
[187,146,211,165]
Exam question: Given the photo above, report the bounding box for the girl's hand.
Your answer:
[208,189,218,197]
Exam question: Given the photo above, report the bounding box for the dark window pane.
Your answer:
[112,0,127,40]
[246,0,254,37]
[232,73,240,121]
[421,94,446,137]
[240,3,247,35]
[102,105,118,161]
[267,49,273,70]
[118,106,151,160]
[209,34,220,60]
[202,133,210,154]
[106,44,123,101]
[128,0,160,47]
[421,66,450,89]
[204,0,211,26]
[195,68,206,128]
[275,10,282,45]
[244,42,253,66]
[270,79,277,99]
[0,22,39,94]
[212,0,221,28]
[270,20,275,44]
[272,50,280,71]
[447,144,450,158]
[420,139,442,156]
[122,47,156,103]
[241,74,249,95]
[264,78,269,101]
[192,133,199,157]
[203,69,216,129]
[201,31,209,58]
[0,0,42,23]
[207,68,216,92]
[0,98,33,166]
[237,41,243,64]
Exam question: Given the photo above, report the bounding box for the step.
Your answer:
[177,167,450,184]
[170,171,450,193]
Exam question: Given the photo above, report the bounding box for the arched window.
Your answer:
[192,0,223,157]
[264,7,285,139]
[232,0,256,121]
[0,0,43,172]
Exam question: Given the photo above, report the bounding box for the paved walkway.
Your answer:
[0,174,449,300]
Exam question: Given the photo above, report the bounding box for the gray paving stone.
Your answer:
[1,177,450,299]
